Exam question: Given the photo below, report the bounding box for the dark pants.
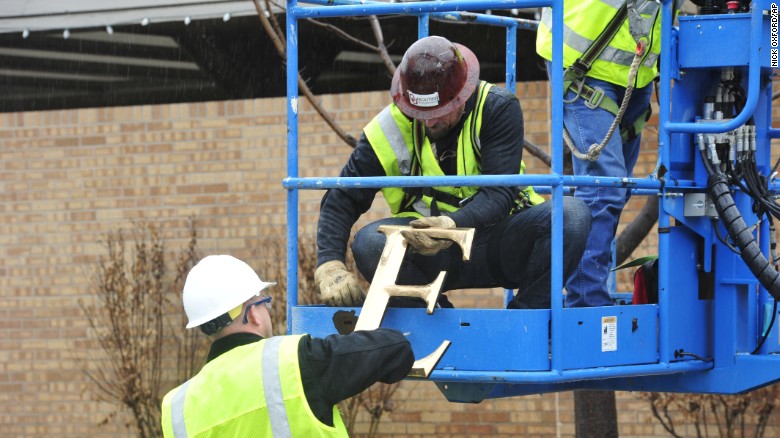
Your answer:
[351,197,591,309]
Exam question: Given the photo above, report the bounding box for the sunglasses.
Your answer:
[242,295,272,324]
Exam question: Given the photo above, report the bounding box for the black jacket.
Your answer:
[207,328,414,426]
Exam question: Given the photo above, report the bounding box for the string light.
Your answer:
[14,10,246,36]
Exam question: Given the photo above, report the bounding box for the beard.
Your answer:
[423,106,465,141]
[425,123,453,141]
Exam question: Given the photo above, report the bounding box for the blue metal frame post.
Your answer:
[418,13,430,37]
[657,0,673,367]
[549,0,564,375]
[505,24,518,92]
[286,0,300,334]
[285,0,565,318]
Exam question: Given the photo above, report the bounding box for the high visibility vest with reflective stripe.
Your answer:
[364,81,543,217]
[535,0,663,88]
[161,335,348,438]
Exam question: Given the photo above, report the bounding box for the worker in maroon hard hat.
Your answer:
[315,36,591,310]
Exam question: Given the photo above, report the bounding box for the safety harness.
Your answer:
[561,0,657,161]
[400,83,542,217]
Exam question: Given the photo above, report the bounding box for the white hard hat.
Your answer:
[183,255,276,329]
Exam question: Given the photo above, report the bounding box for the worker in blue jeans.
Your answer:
[534,0,686,307]
[554,69,653,307]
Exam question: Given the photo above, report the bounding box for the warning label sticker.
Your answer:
[602,316,617,352]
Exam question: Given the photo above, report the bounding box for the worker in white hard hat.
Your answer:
[161,254,413,437]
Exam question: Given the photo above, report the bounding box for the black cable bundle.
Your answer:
[703,135,780,353]
[707,172,780,299]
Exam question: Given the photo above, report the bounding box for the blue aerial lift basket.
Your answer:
[282,0,780,402]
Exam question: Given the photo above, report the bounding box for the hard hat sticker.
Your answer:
[408,91,440,108]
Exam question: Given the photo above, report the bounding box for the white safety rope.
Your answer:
[564,40,646,162]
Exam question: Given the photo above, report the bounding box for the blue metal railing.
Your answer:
[284,0,569,371]
[662,3,765,135]
[277,0,780,398]
[282,0,780,395]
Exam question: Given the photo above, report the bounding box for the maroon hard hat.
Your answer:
[390,36,480,120]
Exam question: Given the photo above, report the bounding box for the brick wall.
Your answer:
[0,82,776,437]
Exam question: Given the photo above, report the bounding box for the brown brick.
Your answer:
[3,79,780,438]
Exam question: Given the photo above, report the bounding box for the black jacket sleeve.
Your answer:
[316,132,384,266]
[448,86,525,230]
[298,328,414,426]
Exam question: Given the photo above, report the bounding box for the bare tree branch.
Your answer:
[369,16,397,75]
[307,19,382,52]
[648,394,682,438]
[79,224,188,438]
[615,195,659,265]
[252,0,358,147]
[523,139,552,167]
[264,0,286,46]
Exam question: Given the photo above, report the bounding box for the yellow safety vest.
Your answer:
[363,81,543,218]
[161,335,348,438]
[535,0,663,88]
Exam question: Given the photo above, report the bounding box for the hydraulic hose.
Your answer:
[707,172,780,300]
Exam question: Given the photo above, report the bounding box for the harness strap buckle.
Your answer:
[584,85,606,110]
[564,61,589,83]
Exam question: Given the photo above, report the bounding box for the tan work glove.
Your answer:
[314,260,366,306]
[400,216,456,256]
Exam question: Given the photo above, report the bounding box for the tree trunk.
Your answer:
[615,195,660,266]
[573,198,658,438]
[575,390,619,438]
